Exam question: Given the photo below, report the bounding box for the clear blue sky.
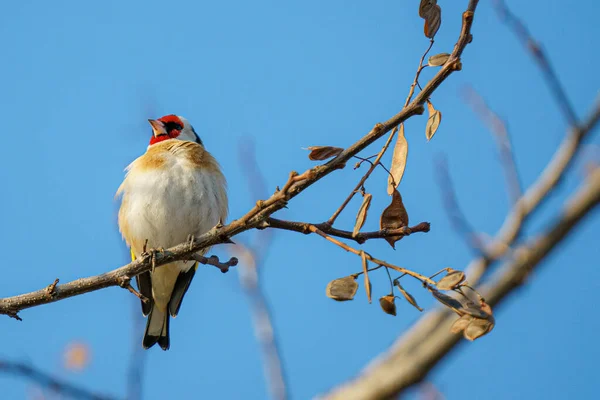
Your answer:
[1,1,598,399]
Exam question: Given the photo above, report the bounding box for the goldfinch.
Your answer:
[116,115,228,350]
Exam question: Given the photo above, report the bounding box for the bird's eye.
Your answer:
[165,122,183,132]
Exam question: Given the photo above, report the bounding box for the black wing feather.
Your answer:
[136,272,153,316]
[168,263,197,317]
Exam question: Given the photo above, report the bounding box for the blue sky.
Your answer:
[1,1,598,399]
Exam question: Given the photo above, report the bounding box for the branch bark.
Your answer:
[261,218,430,244]
[0,1,480,319]
[321,166,600,400]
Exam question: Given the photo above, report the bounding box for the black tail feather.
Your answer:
[143,305,170,351]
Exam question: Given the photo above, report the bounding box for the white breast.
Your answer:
[118,147,227,264]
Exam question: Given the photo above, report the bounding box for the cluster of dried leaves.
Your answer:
[326,267,494,341]
[305,1,494,341]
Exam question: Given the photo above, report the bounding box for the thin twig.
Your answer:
[467,97,600,284]
[0,360,118,400]
[462,85,523,204]
[233,244,288,400]
[493,0,579,127]
[237,139,288,400]
[0,3,478,319]
[126,301,146,400]
[327,39,436,225]
[435,155,487,255]
[117,277,149,304]
[190,254,238,273]
[308,225,435,284]
[261,218,430,244]
[322,165,600,400]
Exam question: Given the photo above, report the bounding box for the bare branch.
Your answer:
[0,2,480,318]
[190,254,238,273]
[493,0,579,126]
[261,218,430,244]
[126,303,146,400]
[462,85,523,203]
[233,244,288,400]
[435,155,486,255]
[0,359,119,400]
[468,98,600,284]
[321,166,600,400]
[237,139,288,400]
[307,225,435,285]
[328,38,436,225]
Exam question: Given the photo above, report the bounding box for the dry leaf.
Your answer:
[450,299,495,340]
[379,295,397,316]
[306,146,344,161]
[395,281,424,311]
[450,315,473,334]
[353,193,373,237]
[425,101,442,141]
[361,251,372,303]
[419,0,437,18]
[479,300,494,318]
[326,276,359,301]
[387,124,408,195]
[463,317,495,341]
[379,189,409,249]
[429,286,464,314]
[459,299,492,319]
[436,269,466,290]
[428,52,450,67]
[424,5,442,38]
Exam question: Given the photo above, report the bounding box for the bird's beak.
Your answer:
[148,119,168,137]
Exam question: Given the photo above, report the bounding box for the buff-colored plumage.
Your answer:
[117,118,227,350]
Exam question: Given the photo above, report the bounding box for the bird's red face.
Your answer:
[148,115,185,145]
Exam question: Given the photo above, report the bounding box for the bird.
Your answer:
[116,114,228,350]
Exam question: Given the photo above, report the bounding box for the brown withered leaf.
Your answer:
[436,269,466,290]
[458,298,491,319]
[353,193,373,237]
[387,124,408,195]
[379,295,397,316]
[463,317,495,341]
[450,299,495,340]
[450,315,473,334]
[306,146,344,161]
[428,286,464,314]
[380,189,409,249]
[479,300,494,318]
[425,101,442,141]
[361,251,372,303]
[395,281,424,311]
[428,52,450,67]
[424,5,442,39]
[418,0,437,18]
[326,276,359,301]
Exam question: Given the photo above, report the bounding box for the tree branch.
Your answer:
[321,166,600,400]
[0,1,480,319]
[0,359,119,400]
[261,218,430,244]
[492,0,579,126]
[319,0,600,394]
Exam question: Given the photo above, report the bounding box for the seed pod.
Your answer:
[379,295,397,316]
[380,189,409,249]
[326,276,359,301]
